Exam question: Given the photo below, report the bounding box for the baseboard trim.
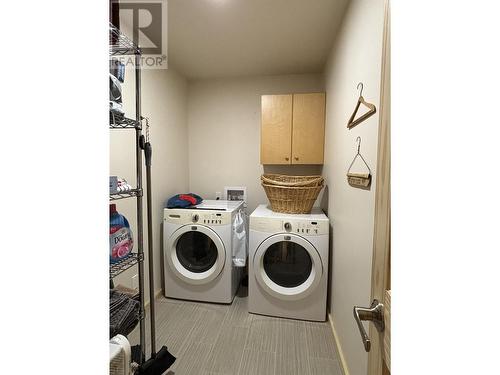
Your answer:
[144,288,163,308]
[328,312,350,375]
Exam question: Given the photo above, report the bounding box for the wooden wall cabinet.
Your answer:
[260,93,325,165]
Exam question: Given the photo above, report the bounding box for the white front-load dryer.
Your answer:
[163,200,244,304]
[249,204,329,321]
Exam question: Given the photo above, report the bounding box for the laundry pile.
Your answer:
[165,193,203,208]
[110,290,140,338]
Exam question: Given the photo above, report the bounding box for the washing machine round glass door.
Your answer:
[253,233,323,300]
[167,224,226,285]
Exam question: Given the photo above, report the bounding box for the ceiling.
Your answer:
[168,0,349,80]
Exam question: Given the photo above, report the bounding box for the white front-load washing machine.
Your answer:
[163,200,244,304]
[249,204,329,321]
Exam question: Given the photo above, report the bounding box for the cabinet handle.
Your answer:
[285,157,289,161]
[294,157,299,161]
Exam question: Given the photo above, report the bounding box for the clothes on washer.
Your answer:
[165,193,203,208]
[232,208,248,267]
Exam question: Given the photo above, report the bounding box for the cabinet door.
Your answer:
[261,95,293,164]
[291,93,326,164]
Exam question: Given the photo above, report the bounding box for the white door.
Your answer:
[253,233,323,300]
[166,224,226,285]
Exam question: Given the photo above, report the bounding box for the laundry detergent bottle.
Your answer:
[109,204,134,263]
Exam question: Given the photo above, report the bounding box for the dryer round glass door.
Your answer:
[167,225,226,285]
[253,234,323,301]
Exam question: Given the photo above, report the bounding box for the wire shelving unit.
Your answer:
[110,112,142,130]
[109,22,146,365]
[110,253,143,279]
[110,189,142,201]
[109,23,142,56]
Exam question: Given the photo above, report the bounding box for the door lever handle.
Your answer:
[353,299,384,352]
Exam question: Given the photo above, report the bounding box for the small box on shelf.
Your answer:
[110,176,118,194]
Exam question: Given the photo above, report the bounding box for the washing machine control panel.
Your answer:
[165,210,231,225]
[198,212,229,225]
[251,217,328,236]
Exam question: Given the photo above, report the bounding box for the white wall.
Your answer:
[187,74,325,212]
[322,0,385,374]
[110,66,189,301]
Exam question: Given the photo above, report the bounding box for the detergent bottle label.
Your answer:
[110,226,133,262]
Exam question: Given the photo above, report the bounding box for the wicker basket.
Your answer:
[261,175,324,214]
[261,174,324,187]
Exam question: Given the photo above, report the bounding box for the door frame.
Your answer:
[368,0,391,374]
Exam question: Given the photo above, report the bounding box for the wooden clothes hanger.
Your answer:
[347,82,377,129]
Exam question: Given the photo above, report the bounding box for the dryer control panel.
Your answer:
[250,217,329,236]
[164,210,231,226]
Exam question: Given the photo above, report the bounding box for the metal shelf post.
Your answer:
[135,51,146,365]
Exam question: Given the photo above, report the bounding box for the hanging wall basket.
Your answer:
[347,137,372,190]
[347,172,371,188]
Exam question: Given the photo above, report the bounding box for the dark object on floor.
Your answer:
[131,345,145,369]
[166,193,203,208]
[132,345,176,375]
[241,274,249,287]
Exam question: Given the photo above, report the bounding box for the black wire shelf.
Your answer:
[110,112,142,129]
[110,253,143,279]
[110,189,142,201]
[109,22,141,56]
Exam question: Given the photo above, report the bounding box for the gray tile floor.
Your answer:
[129,288,343,375]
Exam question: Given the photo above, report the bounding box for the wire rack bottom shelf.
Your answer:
[110,253,142,279]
